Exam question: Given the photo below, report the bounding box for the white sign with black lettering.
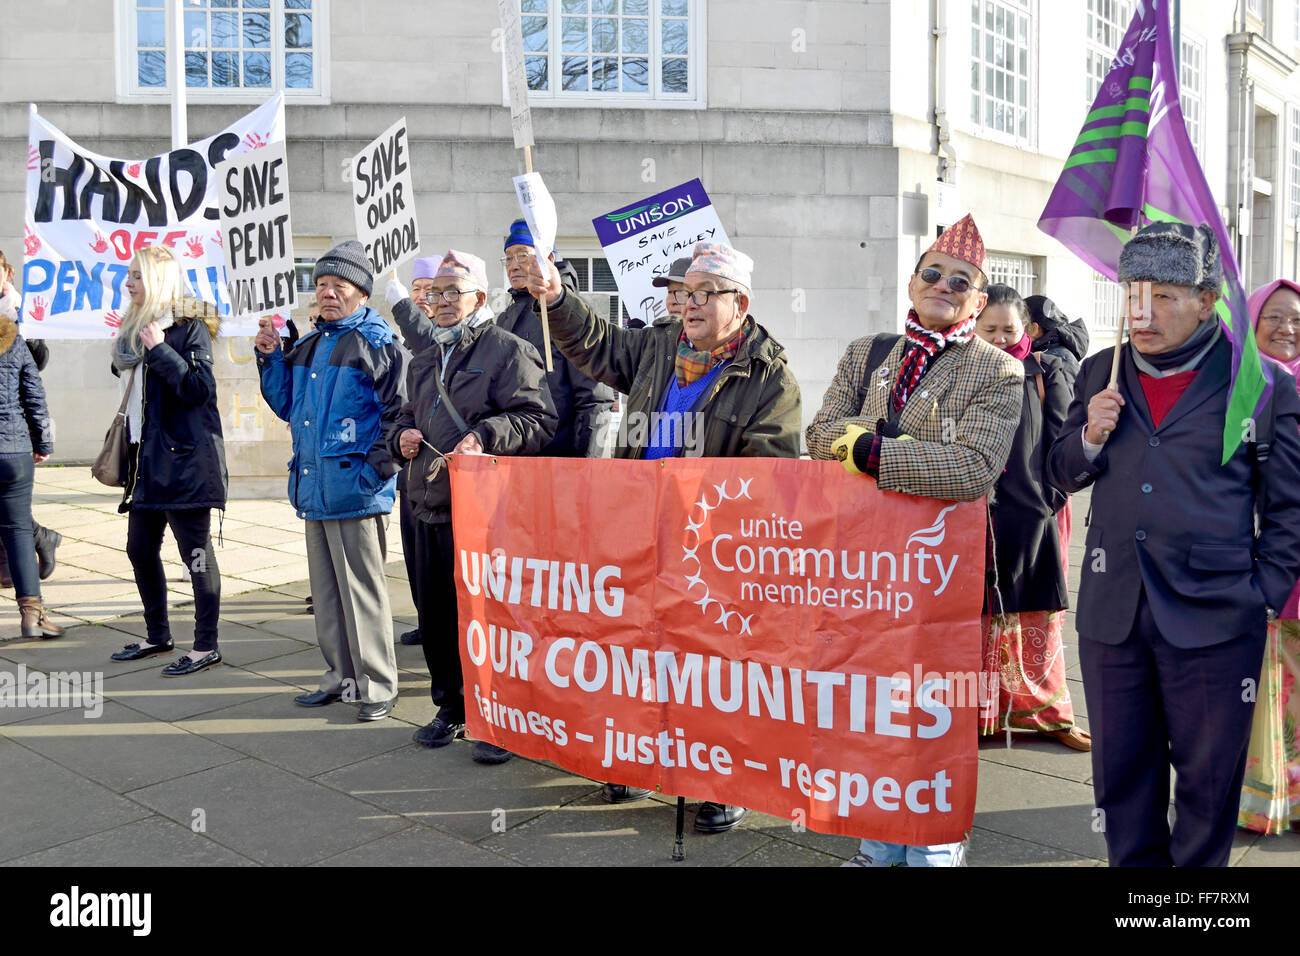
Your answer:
[352,117,420,275]
[513,172,557,272]
[218,140,296,322]
[498,0,535,149]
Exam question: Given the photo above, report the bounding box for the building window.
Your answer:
[1092,272,1124,331]
[1084,0,1132,106]
[1180,36,1205,160]
[514,0,701,107]
[1290,106,1300,222]
[986,253,1037,296]
[1247,0,1266,20]
[120,0,327,100]
[969,0,1035,143]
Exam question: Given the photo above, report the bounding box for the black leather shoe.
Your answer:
[471,741,514,764]
[161,650,222,677]
[295,689,343,707]
[694,802,747,833]
[413,716,464,748]
[111,640,174,662]
[398,628,422,646]
[601,783,652,803]
[357,699,394,721]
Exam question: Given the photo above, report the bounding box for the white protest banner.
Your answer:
[497,0,535,149]
[219,140,296,322]
[22,94,285,338]
[593,179,730,327]
[351,117,419,275]
[512,172,557,273]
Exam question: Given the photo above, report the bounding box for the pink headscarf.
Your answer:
[1248,279,1300,388]
[1249,279,1300,617]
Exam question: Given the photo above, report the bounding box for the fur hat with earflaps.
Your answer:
[1117,221,1222,292]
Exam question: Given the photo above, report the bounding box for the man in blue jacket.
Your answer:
[255,240,410,722]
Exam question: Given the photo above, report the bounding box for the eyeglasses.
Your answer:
[1260,314,1300,330]
[500,254,535,266]
[670,289,743,307]
[916,267,978,294]
[424,289,475,303]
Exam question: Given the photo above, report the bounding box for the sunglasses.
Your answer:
[916,267,978,294]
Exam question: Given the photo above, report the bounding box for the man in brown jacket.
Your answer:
[527,240,801,831]
[806,213,1022,865]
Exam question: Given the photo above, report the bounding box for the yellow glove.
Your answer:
[831,423,869,475]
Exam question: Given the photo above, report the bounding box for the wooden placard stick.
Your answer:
[1109,223,1141,389]
[523,145,554,373]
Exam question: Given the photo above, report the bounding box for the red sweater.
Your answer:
[1138,368,1198,427]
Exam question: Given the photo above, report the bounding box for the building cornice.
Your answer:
[1226,31,1299,76]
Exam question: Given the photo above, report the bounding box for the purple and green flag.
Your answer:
[1038,0,1269,464]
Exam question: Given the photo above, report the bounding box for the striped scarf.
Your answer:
[891,310,976,412]
[676,320,748,388]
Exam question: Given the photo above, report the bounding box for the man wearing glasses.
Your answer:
[494,220,614,459]
[390,249,556,762]
[805,213,1023,866]
[526,239,801,833]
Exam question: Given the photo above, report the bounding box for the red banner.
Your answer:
[450,456,985,844]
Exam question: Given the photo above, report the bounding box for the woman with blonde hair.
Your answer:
[108,245,227,676]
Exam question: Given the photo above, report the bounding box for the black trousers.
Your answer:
[0,455,40,598]
[1079,590,1265,866]
[410,517,462,721]
[399,489,419,612]
[126,508,221,652]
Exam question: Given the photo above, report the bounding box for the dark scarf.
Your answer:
[892,310,976,411]
[1130,318,1220,377]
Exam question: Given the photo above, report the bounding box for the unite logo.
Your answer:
[683,476,964,630]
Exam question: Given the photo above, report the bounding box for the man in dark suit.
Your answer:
[1047,221,1300,866]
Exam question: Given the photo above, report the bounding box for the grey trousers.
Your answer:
[305,515,398,704]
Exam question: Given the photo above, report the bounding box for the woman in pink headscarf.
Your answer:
[1240,279,1300,834]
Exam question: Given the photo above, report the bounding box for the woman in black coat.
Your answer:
[0,312,59,637]
[974,286,1089,751]
[108,245,227,676]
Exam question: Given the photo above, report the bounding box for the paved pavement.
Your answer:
[0,467,1295,867]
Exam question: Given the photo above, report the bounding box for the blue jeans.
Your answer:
[858,838,966,866]
[0,454,40,599]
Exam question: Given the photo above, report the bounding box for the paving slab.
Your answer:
[0,735,152,863]
[128,757,409,866]
[0,699,244,792]
[1234,829,1300,865]
[0,626,163,678]
[101,662,290,723]
[481,790,771,866]
[968,826,1105,866]
[315,744,598,842]
[730,839,847,867]
[1,815,260,867]
[976,733,1094,785]
[972,761,1109,860]
[312,825,520,867]
[176,694,416,777]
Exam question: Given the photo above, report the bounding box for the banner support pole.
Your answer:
[166,0,188,150]
[523,145,555,373]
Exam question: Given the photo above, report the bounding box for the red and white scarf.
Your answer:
[891,310,976,412]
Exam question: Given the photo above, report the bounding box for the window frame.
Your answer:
[1289,104,1300,223]
[1084,0,1133,109]
[500,0,706,111]
[986,252,1038,296]
[967,0,1038,149]
[1179,32,1206,162]
[114,0,331,104]
[1092,271,1124,331]
[560,247,634,326]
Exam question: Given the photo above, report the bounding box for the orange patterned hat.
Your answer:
[925,213,988,275]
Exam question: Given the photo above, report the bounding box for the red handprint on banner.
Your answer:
[185,236,205,258]
[270,313,286,329]
[104,310,122,330]
[24,225,40,257]
[213,232,223,248]
[126,162,141,178]
[27,146,39,171]
[89,230,110,254]
[242,132,269,150]
[28,297,47,322]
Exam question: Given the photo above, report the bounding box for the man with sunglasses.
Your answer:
[526,240,801,832]
[806,213,1023,865]
[389,249,556,762]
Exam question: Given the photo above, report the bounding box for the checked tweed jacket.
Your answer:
[806,333,1023,502]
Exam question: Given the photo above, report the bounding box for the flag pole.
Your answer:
[1109,224,1140,390]
[166,0,187,149]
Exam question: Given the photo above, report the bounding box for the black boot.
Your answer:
[33,523,61,581]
